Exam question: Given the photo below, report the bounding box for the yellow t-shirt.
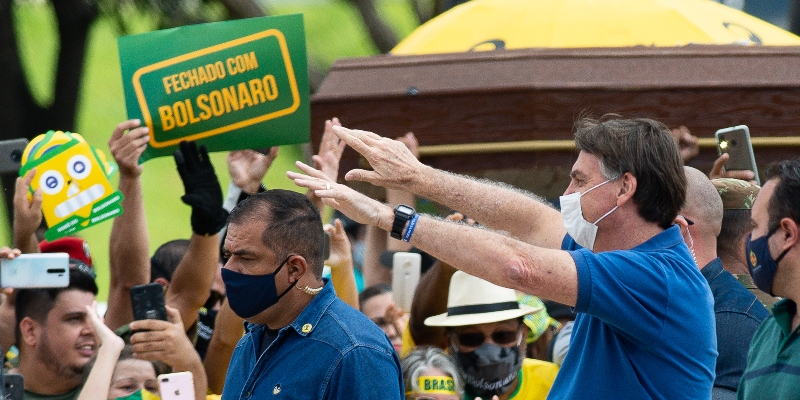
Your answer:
[506,358,559,400]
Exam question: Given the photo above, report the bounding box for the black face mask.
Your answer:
[453,341,524,398]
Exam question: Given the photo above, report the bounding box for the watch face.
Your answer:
[396,205,414,215]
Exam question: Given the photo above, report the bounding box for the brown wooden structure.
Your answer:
[311,46,800,198]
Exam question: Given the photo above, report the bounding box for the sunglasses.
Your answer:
[452,325,522,348]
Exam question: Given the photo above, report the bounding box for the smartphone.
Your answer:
[0,253,69,289]
[2,374,24,400]
[158,372,194,400]
[392,252,422,311]
[715,125,760,185]
[0,138,29,174]
[130,283,167,322]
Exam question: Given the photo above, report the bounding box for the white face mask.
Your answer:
[559,179,618,250]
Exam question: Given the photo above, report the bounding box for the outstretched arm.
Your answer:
[105,120,152,330]
[331,126,564,248]
[289,163,579,306]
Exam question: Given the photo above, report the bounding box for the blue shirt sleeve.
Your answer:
[324,345,403,400]
[569,247,672,347]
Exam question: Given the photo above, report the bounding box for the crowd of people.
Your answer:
[1,114,799,400]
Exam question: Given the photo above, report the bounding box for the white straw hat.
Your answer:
[424,271,541,327]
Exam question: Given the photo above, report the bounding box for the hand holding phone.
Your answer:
[714,125,760,185]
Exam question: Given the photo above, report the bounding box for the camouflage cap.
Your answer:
[712,178,760,210]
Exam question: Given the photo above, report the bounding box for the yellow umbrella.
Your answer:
[393,0,800,55]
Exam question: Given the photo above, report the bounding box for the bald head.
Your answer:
[682,167,723,239]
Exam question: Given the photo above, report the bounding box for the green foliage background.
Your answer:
[8,0,418,300]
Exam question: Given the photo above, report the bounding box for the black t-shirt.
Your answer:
[259,326,281,356]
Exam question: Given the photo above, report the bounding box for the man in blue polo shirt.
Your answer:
[288,116,716,398]
[219,189,403,400]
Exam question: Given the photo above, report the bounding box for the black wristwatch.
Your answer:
[391,204,416,240]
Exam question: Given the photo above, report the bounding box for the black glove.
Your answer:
[174,141,228,235]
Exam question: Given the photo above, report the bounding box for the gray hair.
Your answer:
[401,346,464,397]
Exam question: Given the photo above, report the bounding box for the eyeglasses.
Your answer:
[452,325,522,348]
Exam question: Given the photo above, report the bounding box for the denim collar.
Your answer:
[244,278,335,337]
[700,257,724,282]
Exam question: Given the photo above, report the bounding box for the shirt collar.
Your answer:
[771,298,798,337]
[632,224,685,252]
[288,278,335,337]
[700,257,724,281]
[242,278,335,336]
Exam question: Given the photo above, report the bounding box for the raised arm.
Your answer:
[167,141,228,330]
[332,126,565,248]
[288,163,579,307]
[105,120,152,330]
[408,260,456,348]
[13,169,42,254]
[325,219,359,308]
[78,301,125,400]
[203,301,244,394]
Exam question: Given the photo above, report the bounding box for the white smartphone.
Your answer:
[158,372,194,400]
[392,252,422,311]
[715,125,760,185]
[0,253,69,289]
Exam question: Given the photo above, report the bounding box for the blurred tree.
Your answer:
[0,0,98,223]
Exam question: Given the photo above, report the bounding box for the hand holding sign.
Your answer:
[19,131,124,241]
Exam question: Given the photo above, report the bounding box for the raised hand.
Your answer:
[331,126,424,191]
[709,153,757,184]
[227,148,277,194]
[86,301,124,353]
[313,118,346,182]
[108,119,150,178]
[13,169,42,248]
[288,161,392,230]
[669,126,699,163]
[325,218,353,270]
[174,141,228,235]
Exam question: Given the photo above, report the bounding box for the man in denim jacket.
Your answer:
[220,189,403,400]
[676,167,769,399]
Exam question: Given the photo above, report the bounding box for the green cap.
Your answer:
[712,178,760,210]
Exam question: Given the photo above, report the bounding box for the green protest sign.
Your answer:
[118,14,309,162]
